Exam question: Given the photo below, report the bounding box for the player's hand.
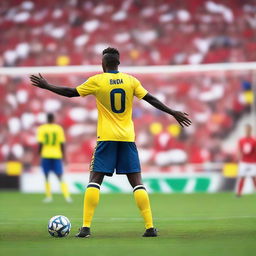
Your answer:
[172,111,192,127]
[30,73,49,89]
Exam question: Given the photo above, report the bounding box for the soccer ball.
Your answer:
[48,215,71,237]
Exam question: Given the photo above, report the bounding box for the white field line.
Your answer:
[1,215,256,224]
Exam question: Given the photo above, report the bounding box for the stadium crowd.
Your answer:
[1,0,256,67]
[1,0,255,172]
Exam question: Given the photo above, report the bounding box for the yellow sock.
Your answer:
[133,185,154,229]
[61,182,71,199]
[45,182,52,198]
[83,183,100,227]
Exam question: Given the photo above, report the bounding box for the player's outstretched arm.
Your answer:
[142,93,192,127]
[30,74,79,98]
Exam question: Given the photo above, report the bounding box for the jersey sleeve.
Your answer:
[76,76,99,97]
[36,127,44,143]
[58,127,66,143]
[133,77,148,100]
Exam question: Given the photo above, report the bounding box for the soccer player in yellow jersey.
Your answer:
[37,113,72,203]
[30,47,191,237]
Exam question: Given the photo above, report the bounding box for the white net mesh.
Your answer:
[1,63,256,173]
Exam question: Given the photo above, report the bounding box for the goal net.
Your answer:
[1,62,256,175]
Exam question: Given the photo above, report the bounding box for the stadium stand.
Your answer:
[0,0,256,67]
[1,0,255,172]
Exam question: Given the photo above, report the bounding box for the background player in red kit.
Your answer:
[236,124,256,196]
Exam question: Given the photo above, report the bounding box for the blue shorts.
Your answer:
[41,158,63,176]
[90,141,141,176]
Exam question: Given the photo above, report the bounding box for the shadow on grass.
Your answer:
[1,228,256,242]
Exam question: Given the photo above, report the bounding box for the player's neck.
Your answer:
[105,68,119,73]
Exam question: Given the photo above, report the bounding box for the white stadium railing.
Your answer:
[0,62,256,75]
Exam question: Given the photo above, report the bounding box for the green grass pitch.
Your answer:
[1,192,256,256]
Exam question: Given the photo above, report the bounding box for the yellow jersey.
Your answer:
[76,72,148,142]
[37,123,65,159]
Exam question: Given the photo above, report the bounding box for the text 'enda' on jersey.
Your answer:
[76,71,148,142]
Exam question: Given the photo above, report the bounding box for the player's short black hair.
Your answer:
[102,47,119,56]
[47,113,54,123]
[102,47,120,67]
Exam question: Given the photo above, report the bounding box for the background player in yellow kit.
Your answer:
[30,47,191,237]
[37,113,72,203]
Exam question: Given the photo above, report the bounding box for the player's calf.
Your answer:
[236,177,245,197]
[133,185,158,237]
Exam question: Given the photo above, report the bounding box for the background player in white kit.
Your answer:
[236,124,256,197]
